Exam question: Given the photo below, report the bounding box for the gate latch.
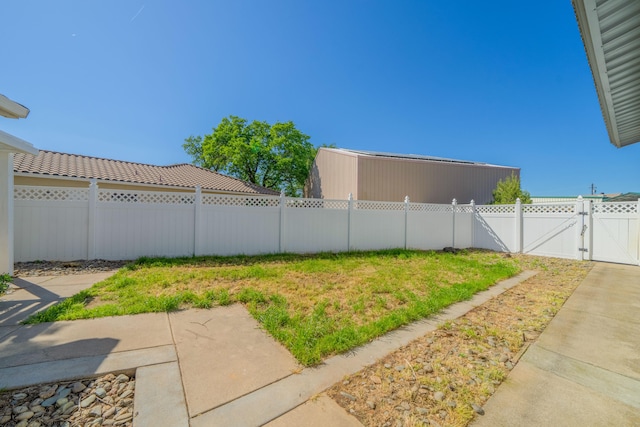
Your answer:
[578,248,588,252]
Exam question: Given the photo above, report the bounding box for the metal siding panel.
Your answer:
[310,149,357,199]
[357,156,517,204]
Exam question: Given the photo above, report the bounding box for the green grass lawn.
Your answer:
[25,249,520,365]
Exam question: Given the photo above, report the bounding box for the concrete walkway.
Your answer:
[1,263,637,426]
[473,262,640,427]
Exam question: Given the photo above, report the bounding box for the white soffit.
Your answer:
[573,0,640,148]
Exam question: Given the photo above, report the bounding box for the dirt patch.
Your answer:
[326,255,593,427]
[14,260,129,277]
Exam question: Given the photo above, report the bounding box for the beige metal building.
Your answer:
[306,148,519,204]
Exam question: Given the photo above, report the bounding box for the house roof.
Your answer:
[331,148,516,169]
[604,192,640,202]
[13,150,279,195]
[572,0,640,148]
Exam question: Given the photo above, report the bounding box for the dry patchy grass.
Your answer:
[326,255,593,426]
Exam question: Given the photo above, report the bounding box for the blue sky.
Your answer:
[2,1,638,197]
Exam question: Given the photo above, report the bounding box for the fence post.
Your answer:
[470,200,475,249]
[637,198,640,265]
[404,196,410,250]
[87,179,98,260]
[279,190,285,253]
[585,199,593,261]
[347,193,353,251]
[514,198,522,253]
[575,196,585,260]
[194,186,202,256]
[452,198,457,248]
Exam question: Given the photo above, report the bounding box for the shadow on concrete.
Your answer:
[0,275,120,389]
[0,278,66,326]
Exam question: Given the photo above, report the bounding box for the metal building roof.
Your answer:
[573,0,640,148]
[335,148,514,168]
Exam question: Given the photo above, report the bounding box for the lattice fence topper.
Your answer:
[408,203,452,213]
[523,204,575,214]
[14,186,89,202]
[354,200,406,211]
[98,190,194,204]
[202,194,280,207]
[476,205,516,214]
[285,199,349,209]
[593,202,638,215]
[455,205,474,214]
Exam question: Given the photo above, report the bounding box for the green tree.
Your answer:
[183,116,317,196]
[491,173,532,204]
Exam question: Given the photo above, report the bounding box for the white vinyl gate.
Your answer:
[589,201,639,265]
[473,198,639,266]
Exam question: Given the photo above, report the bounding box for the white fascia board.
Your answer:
[0,95,30,119]
[0,130,39,155]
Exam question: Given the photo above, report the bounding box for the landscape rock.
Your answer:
[0,373,135,427]
[340,391,357,401]
[471,403,485,415]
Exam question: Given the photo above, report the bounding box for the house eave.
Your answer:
[572,0,640,148]
[0,95,30,119]
[0,130,39,156]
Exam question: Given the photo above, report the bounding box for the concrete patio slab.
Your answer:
[535,306,640,380]
[0,313,173,367]
[473,359,640,427]
[169,305,300,417]
[0,300,57,326]
[0,272,117,325]
[134,362,189,427]
[0,324,20,340]
[560,268,640,321]
[523,344,640,410]
[0,345,177,390]
[265,394,364,427]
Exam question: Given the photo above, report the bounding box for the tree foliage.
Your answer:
[183,116,317,196]
[491,173,532,204]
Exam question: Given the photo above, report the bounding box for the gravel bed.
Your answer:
[13,260,130,277]
[0,373,135,427]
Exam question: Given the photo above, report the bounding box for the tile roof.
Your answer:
[13,150,279,195]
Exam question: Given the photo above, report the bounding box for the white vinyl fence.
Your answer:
[13,184,640,266]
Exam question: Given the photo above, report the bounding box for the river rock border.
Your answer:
[0,372,135,427]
